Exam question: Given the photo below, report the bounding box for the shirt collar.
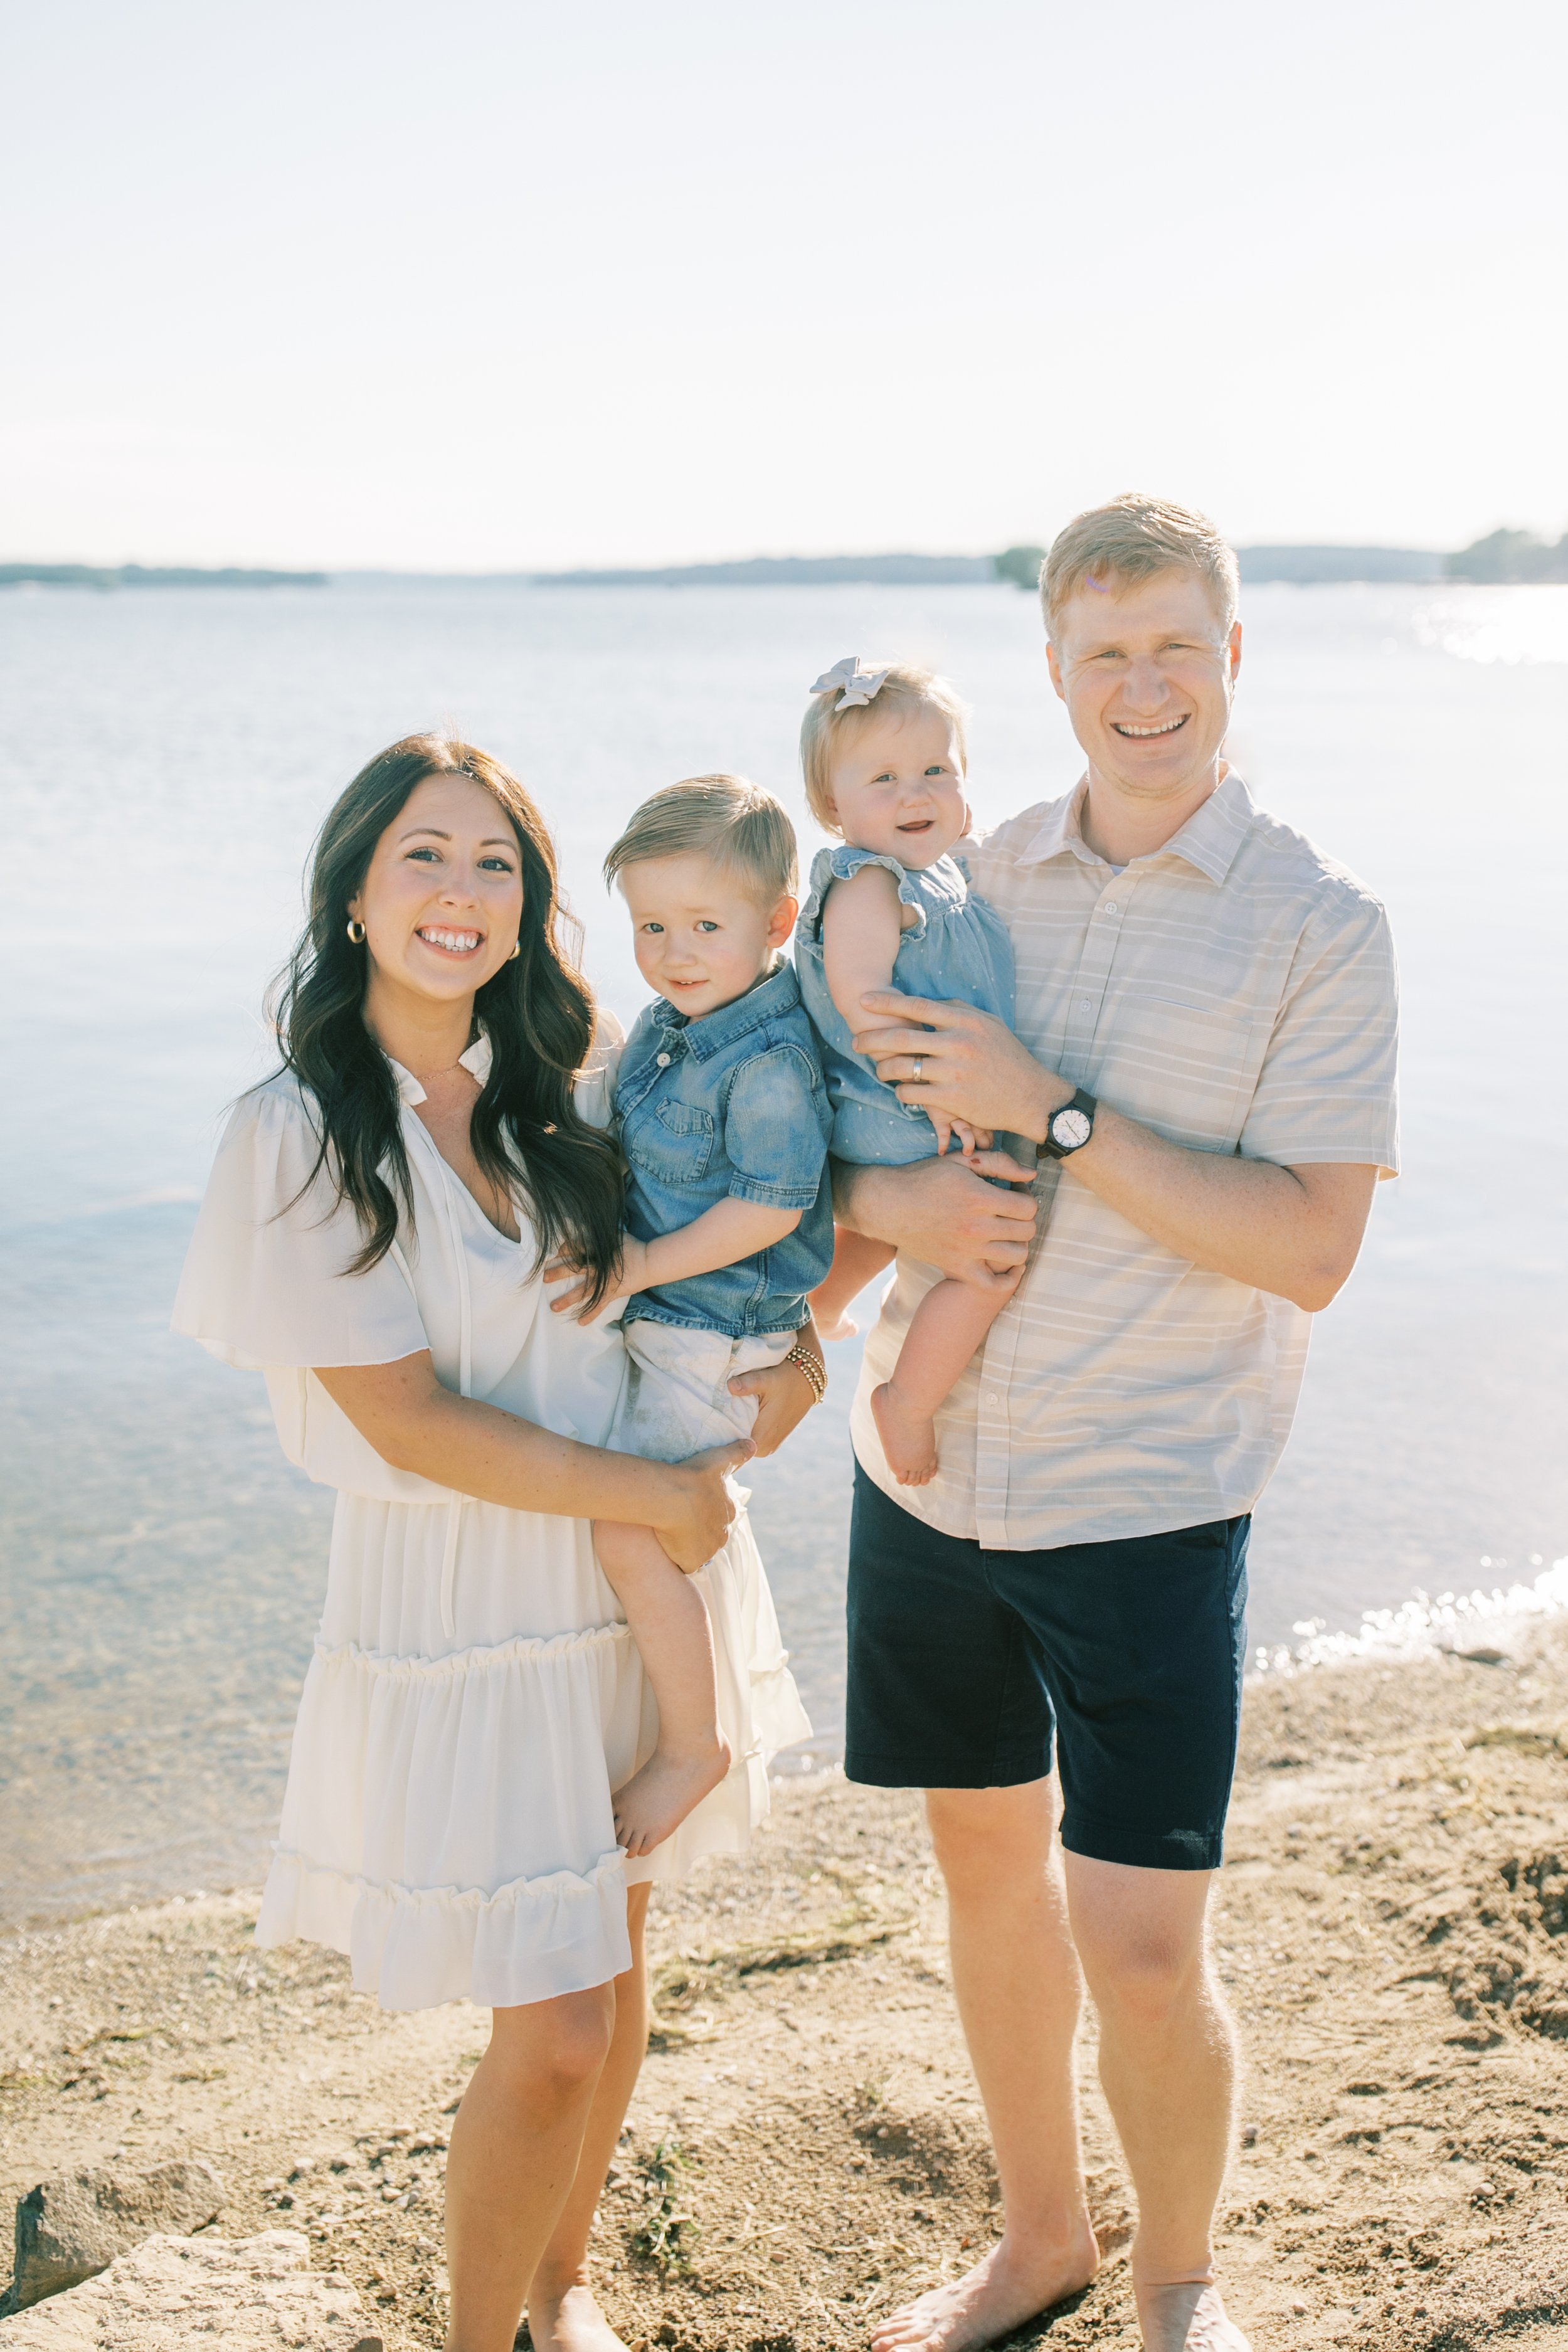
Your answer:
[387,1029,493,1108]
[650,960,801,1062]
[1011,766,1254,887]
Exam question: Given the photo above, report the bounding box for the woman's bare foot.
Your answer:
[1135,2282,1250,2351]
[528,2280,631,2352]
[869,2223,1099,2352]
[871,1382,939,1485]
[612,1734,730,1857]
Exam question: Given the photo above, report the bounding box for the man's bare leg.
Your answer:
[529,1885,652,2352]
[1064,1856,1248,2352]
[872,1781,1099,2352]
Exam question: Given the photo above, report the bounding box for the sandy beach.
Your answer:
[6,1633,1568,2349]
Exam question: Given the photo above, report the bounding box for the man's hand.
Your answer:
[852,993,1073,1144]
[544,1236,650,1320]
[728,1320,824,1456]
[833,1151,1038,1290]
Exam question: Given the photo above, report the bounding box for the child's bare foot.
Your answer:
[872,1382,940,1485]
[613,1735,731,1857]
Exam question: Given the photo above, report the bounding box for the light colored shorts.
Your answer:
[613,1320,795,1462]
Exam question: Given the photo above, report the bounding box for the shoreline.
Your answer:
[9,1559,1566,1941]
[8,1636,1568,2348]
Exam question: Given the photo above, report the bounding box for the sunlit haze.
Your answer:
[4,0,1565,569]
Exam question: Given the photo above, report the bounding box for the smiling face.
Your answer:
[620,851,797,1021]
[1047,567,1242,806]
[822,700,968,866]
[348,771,525,1017]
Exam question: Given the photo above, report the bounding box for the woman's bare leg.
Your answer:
[593,1524,731,1855]
[529,1883,652,2352]
[443,1981,617,2352]
[872,1268,1019,1486]
[810,1226,897,1340]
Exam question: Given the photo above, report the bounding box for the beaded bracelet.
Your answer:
[783,1341,827,1406]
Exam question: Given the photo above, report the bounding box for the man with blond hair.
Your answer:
[833,494,1399,2352]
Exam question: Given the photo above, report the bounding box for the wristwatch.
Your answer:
[1040,1087,1098,1160]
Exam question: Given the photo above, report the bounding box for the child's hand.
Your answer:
[930,1115,993,1158]
[545,1236,649,1320]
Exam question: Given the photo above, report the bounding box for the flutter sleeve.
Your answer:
[172,1077,428,1372]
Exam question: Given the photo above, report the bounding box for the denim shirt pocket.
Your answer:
[623,1096,716,1185]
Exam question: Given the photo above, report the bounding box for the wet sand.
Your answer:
[6,1633,1568,2349]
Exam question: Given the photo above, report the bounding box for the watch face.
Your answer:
[1052,1107,1092,1151]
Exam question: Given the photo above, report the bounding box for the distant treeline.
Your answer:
[0,563,327,590]
[1440,529,1568,584]
[6,534,1565,595]
[534,532,1568,590]
[996,533,1568,590]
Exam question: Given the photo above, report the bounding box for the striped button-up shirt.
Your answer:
[848,770,1401,1550]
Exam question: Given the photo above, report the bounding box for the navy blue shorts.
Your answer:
[845,1465,1249,1871]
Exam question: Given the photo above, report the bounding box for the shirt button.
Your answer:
[655,1052,672,1067]
[1104,901,1118,914]
[1079,999,1091,1012]
[983,1392,1000,1407]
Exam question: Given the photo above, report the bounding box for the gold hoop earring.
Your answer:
[346,918,366,944]
[507,938,521,961]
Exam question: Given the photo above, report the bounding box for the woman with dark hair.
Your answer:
[174,735,818,2352]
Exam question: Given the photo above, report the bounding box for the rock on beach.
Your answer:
[0,2230,378,2349]
[3,2159,226,2309]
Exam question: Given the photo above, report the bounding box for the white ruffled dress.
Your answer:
[172,1034,809,2011]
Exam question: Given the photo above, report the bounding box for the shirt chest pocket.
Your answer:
[1101,994,1266,1145]
[624,1095,716,1185]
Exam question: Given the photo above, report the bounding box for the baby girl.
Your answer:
[795,657,1024,1485]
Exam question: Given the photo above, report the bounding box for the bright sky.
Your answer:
[4,0,1565,570]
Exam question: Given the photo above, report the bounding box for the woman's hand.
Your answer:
[544,1236,650,1320]
[729,1322,824,1456]
[650,1440,754,1571]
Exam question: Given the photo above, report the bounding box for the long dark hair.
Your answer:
[271,732,624,1305]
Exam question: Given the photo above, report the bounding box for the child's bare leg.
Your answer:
[872,1268,1021,1487]
[593,1522,731,1857]
[809,1226,898,1341]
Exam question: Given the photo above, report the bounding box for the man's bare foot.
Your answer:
[871,1382,939,1486]
[528,2279,631,2352]
[1135,2282,1250,2351]
[612,1735,730,1857]
[869,2225,1099,2352]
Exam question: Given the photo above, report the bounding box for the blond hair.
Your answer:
[800,662,969,834]
[1041,493,1240,640]
[603,773,798,904]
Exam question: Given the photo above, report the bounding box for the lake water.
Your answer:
[2,579,1565,1927]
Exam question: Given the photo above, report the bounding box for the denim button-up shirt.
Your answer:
[615,961,834,1337]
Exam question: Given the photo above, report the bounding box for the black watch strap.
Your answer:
[1041,1086,1098,1160]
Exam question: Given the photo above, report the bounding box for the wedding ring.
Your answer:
[911,1056,924,1082]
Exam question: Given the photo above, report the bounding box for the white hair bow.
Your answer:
[810,655,892,711]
